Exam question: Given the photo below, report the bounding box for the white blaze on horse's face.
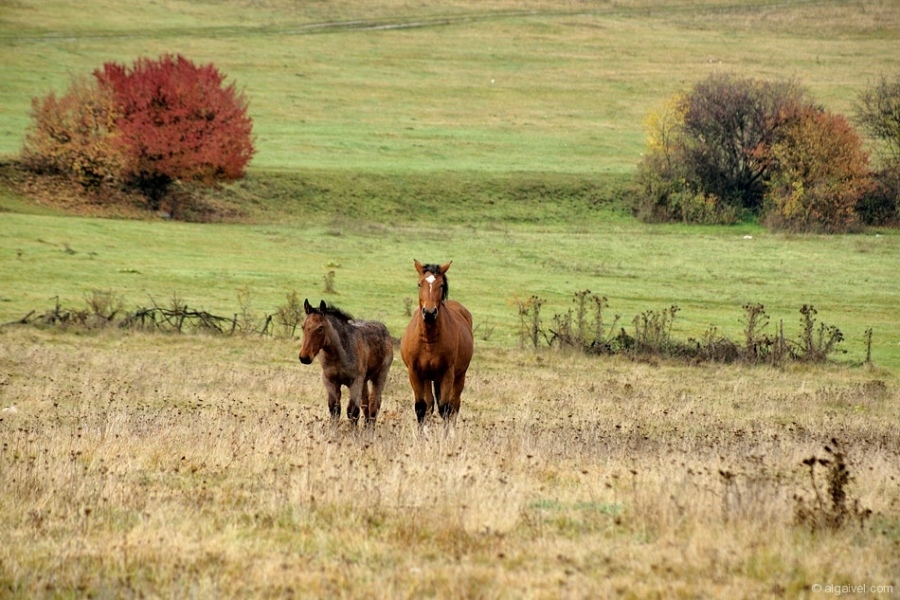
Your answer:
[421,273,441,322]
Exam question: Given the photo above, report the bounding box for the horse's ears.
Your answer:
[304,298,313,314]
[319,300,328,313]
[414,259,452,274]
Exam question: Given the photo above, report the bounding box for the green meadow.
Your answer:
[1,0,899,367]
[2,0,899,171]
[2,208,899,368]
[1,2,899,597]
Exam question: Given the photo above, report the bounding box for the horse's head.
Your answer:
[415,260,451,324]
[299,299,329,364]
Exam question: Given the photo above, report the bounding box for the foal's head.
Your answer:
[299,299,329,364]
[299,299,350,364]
[415,260,451,324]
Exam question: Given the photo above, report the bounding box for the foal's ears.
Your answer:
[303,299,327,315]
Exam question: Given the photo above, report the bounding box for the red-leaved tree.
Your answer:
[96,54,255,207]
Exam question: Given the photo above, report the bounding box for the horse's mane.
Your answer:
[311,303,354,323]
[421,263,449,300]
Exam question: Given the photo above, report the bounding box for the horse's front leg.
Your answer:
[324,377,342,420]
[407,370,431,425]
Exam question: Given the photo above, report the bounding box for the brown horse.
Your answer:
[298,299,393,428]
[400,260,474,424]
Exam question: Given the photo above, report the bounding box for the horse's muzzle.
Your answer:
[422,307,439,323]
[299,354,313,365]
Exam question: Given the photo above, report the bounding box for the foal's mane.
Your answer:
[311,303,354,324]
[421,263,449,300]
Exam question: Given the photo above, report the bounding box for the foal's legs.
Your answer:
[324,378,342,420]
[364,370,389,429]
[347,379,364,425]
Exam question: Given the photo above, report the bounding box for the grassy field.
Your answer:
[3,201,900,361]
[1,328,898,598]
[1,1,900,598]
[2,204,899,370]
[1,0,899,171]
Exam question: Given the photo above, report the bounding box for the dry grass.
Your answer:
[0,326,898,598]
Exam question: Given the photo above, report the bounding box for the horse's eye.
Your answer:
[317,326,325,334]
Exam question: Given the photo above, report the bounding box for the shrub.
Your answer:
[762,107,873,233]
[275,291,305,338]
[517,295,545,350]
[855,73,900,163]
[794,440,871,532]
[546,290,621,353]
[631,305,680,355]
[521,292,850,366]
[21,76,124,188]
[635,74,813,223]
[23,55,255,212]
[678,74,809,214]
[96,54,255,208]
[634,95,689,221]
[856,164,900,226]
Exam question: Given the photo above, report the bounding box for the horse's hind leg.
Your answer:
[347,380,364,426]
[365,371,388,429]
[437,371,456,421]
[360,380,378,427]
[449,370,467,422]
[324,379,342,421]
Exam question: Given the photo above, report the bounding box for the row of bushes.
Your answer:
[2,290,303,338]
[517,290,868,366]
[3,288,868,367]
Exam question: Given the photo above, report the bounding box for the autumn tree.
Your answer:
[634,73,811,224]
[23,54,255,212]
[96,54,255,208]
[854,74,900,225]
[634,73,882,231]
[22,75,124,188]
[855,74,900,162]
[634,94,698,223]
[679,74,808,213]
[762,107,873,233]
